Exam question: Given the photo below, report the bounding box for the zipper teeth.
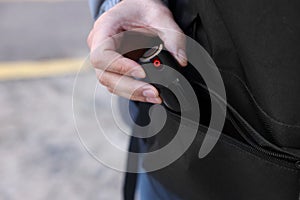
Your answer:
[227,111,298,162]
[190,81,299,162]
[224,135,298,170]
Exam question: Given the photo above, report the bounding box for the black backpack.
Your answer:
[124,0,300,199]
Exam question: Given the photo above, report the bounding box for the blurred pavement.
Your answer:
[0,1,128,200]
[0,0,91,61]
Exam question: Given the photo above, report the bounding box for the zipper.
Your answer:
[224,95,300,168]
[227,110,298,163]
[189,81,300,168]
[187,7,300,170]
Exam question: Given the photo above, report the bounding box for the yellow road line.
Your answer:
[0,58,87,81]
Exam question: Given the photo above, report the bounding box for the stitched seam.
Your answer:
[166,111,299,173]
[213,0,300,129]
[221,69,300,129]
[168,111,298,172]
[222,138,299,173]
[211,0,300,129]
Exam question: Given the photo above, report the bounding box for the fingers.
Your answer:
[158,26,187,67]
[89,18,147,78]
[87,29,94,49]
[87,0,187,104]
[148,8,188,66]
[91,47,146,78]
[96,69,162,104]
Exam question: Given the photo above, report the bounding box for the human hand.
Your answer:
[87,0,187,104]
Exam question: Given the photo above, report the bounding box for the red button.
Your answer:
[153,59,161,67]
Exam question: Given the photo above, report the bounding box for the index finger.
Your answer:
[90,17,146,78]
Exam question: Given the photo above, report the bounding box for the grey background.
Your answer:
[0,0,91,61]
[0,1,127,199]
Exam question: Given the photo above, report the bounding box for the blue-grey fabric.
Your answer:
[88,0,103,20]
[136,173,182,200]
[88,0,300,199]
[88,1,174,199]
[89,0,168,20]
[89,0,119,20]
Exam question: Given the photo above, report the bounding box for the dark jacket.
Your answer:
[133,1,300,199]
[91,0,300,199]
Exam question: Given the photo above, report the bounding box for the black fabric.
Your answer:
[124,0,300,199]
[170,0,300,149]
[214,0,300,148]
[148,111,300,200]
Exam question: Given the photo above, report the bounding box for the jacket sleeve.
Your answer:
[89,0,120,20]
[89,0,169,20]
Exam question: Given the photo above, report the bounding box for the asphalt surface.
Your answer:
[0,1,128,200]
[0,0,91,61]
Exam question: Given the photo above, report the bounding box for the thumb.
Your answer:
[151,15,187,66]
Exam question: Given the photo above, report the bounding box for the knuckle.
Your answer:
[132,96,146,102]
[94,14,105,27]
[159,6,172,16]
[117,64,127,74]
[150,6,171,21]
[94,11,114,28]
[86,37,91,47]
[90,52,100,67]
[113,58,131,74]
[87,38,91,48]
[87,30,93,47]
[132,86,143,97]
[98,74,110,86]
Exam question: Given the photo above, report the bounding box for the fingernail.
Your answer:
[146,97,162,104]
[177,49,188,66]
[142,89,157,98]
[131,69,146,78]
